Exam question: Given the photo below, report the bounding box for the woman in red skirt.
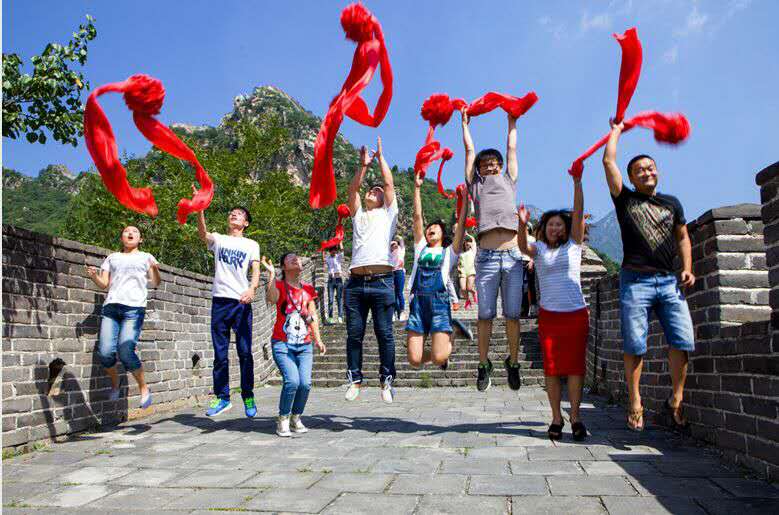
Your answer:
[517,172,588,441]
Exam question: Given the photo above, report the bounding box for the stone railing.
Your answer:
[587,166,779,481]
[1,226,315,449]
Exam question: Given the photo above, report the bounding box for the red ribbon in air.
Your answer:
[83,74,214,223]
[320,203,351,251]
[310,3,393,209]
[568,28,690,177]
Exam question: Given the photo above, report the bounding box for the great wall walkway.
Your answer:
[3,385,778,514]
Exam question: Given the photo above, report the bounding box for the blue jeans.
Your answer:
[211,297,254,401]
[98,303,145,371]
[327,277,344,318]
[272,340,313,416]
[619,269,695,356]
[393,269,406,315]
[475,247,525,320]
[344,274,396,384]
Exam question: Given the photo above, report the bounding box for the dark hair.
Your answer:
[626,154,655,176]
[536,210,573,246]
[228,206,252,225]
[474,148,503,172]
[425,219,452,248]
[278,252,293,280]
[368,183,384,192]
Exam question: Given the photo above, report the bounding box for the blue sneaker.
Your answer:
[206,398,232,417]
[243,397,257,418]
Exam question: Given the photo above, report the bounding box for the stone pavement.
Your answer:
[3,386,778,514]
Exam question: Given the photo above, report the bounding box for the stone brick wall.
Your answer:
[2,226,315,449]
[587,199,777,481]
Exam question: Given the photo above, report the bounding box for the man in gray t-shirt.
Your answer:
[462,108,525,392]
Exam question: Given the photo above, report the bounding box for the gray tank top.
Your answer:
[468,171,518,236]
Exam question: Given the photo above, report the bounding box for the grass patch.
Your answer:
[297,466,313,473]
[62,482,81,486]
[418,373,433,388]
[94,449,112,455]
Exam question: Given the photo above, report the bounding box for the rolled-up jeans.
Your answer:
[344,273,396,384]
[98,303,145,371]
[475,247,525,320]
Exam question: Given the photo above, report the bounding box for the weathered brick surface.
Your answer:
[587,200,778,481]
[1,225,319,448]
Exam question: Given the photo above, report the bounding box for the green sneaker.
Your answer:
[477,359,493,392]
[243,397,257,418]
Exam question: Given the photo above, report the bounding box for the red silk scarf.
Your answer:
[568,28,690,177]
[310,3,393,209]
[320,203,351,251]
[83,74,213,223]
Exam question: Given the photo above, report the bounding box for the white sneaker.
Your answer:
[108,388,121,401]
[338,316,343,324]
[345,382,362,401]
[290,415,308,433]
[380,376,395,404]
[276,415,292,437]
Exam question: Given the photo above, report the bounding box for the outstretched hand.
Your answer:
[360,146,374,167]
[609,118,625,133]
[86,265,98,278]
[460,107,469,126]
[516,203,530,226]
[260,256,275,276]
[413,171,424,188]
[374,136,383,160]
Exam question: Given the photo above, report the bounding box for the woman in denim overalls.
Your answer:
[406,172,473,368]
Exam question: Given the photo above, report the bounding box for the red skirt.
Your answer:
[538,307,589,376]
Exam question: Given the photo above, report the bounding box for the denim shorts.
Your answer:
[406,292,452,335]
[475,247,525,320]
[98,303,145,370]
[619,269,695,356]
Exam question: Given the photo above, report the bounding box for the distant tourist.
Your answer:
[405,170,473,370]
[261,254,326,437]
[517,173,589,441]
[390,237,406,320]
[602,119,696,432]
[86,225,160,409]
[457,233,477,307]
[343,138,399,403]
[461,107,524,391]
[322,243,345,324]
[195,203,261,418]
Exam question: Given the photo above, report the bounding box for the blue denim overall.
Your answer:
[405,248,453,335]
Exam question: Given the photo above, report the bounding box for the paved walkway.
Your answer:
[3,387,778,514]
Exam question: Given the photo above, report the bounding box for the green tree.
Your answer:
[2,15,96,146]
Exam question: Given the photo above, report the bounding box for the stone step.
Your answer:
[310,360,545,372]
[268,375,546,388]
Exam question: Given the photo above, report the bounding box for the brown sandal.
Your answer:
[665,399,690,432]
[627,407,644,432]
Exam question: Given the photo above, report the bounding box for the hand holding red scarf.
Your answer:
[83,74,214,223]
[310,3,393,209]
[568,28,690,177]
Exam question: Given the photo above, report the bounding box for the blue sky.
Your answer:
[4,0,778,220]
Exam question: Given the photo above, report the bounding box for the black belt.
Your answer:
[350,271,393,281]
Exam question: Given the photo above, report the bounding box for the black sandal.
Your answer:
[665,398,690,432]
[547,421,564,441]
[571,421,588,441]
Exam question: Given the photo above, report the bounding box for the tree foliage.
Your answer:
[2,15,96,146]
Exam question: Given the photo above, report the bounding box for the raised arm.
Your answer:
[86,266,110,290]
[375,137,395,207]
[516,204,537,258]
[675,224,696,289]
[348,146,373,215]
[148,259,161,288]
[193,184,215,246]
[461,108,476,184]
[451,192,469,254]
[506,113,518,182]
[261,256,279,304]
[570,175,586,245]
[602,119,624,197]
[412,172,425,244]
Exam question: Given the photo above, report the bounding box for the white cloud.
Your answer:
[580,10,612,32]
[537,15,567,41]
[663,46,679,64]
[676,5,709,36]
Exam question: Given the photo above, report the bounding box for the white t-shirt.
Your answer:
[325,253,344,278]
[101,251,158,308]
[391,245,405,271]
[208,233,261,300]
[534,240,586,312]
[350,199,398,270]
[409,240,458,292]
